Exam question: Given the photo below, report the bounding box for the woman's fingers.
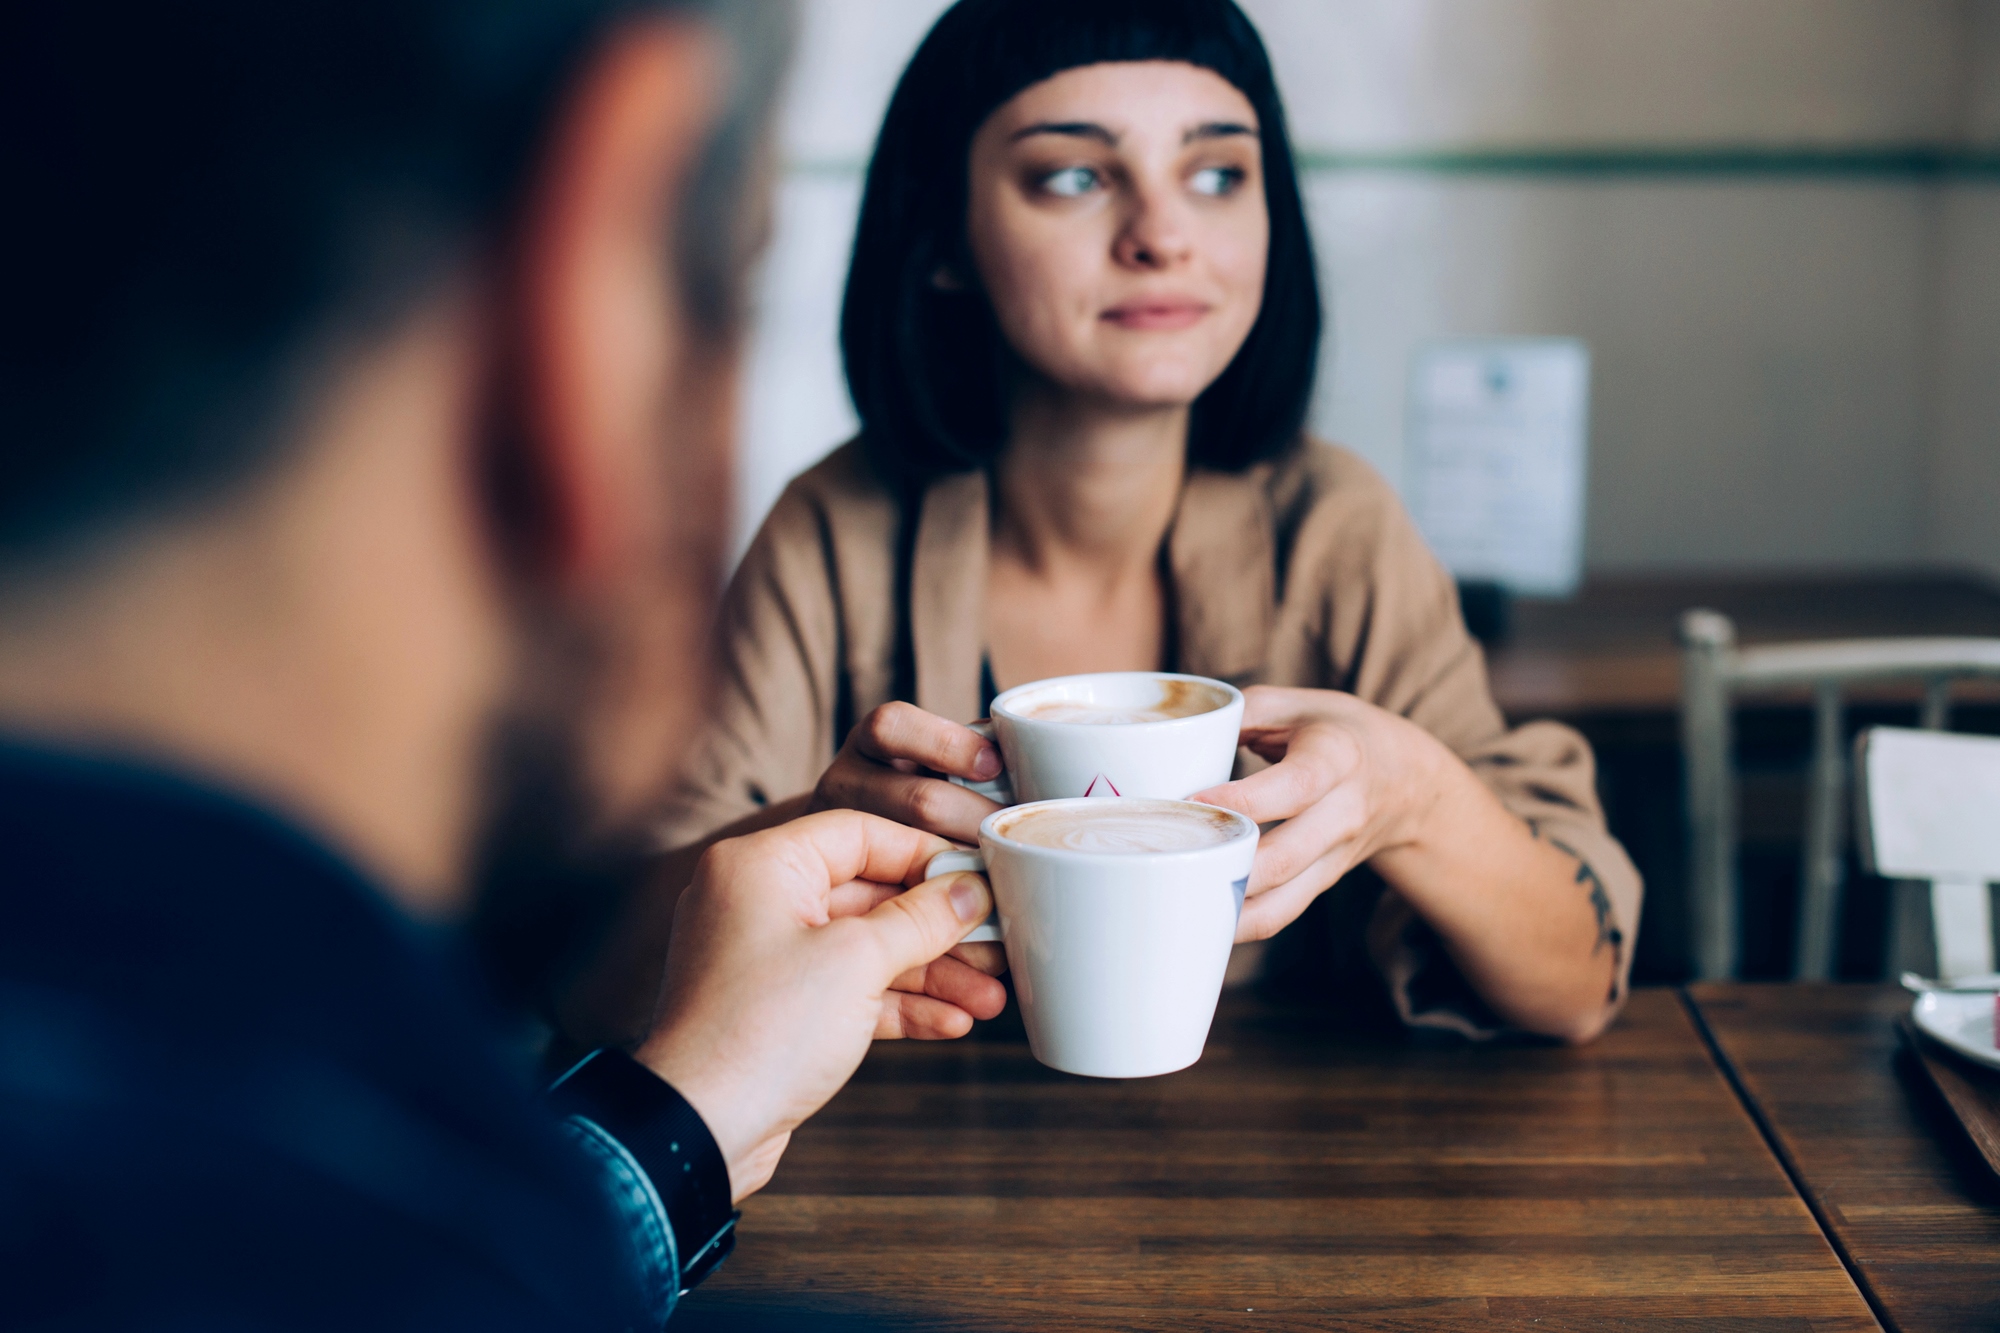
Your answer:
[1235,878,1322,942]
[1235,847,1361,941]
[820,762,1000,842]
[812,702,1006,840]
[854,702,1001,780]
[1193,723,1360,825]
[1205,688,1448,943]
[1235,683,1319,730]
[1241,787,1368,892]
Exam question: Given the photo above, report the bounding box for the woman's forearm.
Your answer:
[553,793,814,1047]
[1371,759,1619,1042]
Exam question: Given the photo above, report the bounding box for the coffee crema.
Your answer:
[998,800,1244,855]
[1011,678,1226,726]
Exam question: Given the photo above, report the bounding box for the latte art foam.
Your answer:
[1011,677,1226,725]
[999,800,1243,854]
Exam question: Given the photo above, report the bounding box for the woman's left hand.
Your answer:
[1189,684,1463,942]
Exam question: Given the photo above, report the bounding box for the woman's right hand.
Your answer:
[809,702,1006,845]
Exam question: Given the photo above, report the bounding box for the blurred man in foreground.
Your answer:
[0,2,1003,1326]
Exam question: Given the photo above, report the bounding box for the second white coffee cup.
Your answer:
[954,671,1245,806]
[928,796,1258,1079]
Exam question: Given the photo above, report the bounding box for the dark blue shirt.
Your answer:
[0,738,655,1330]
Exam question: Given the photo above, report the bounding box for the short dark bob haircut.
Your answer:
[841,0,1322,488]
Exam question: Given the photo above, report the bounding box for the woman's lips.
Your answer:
[1100,300,1210,331]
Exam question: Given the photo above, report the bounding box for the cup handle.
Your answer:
[926,849,1002,942]
[946,720,1013,806]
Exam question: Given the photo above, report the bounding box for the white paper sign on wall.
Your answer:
[1405,339,1590,597]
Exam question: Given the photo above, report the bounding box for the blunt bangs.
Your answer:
[840,0,1322,490]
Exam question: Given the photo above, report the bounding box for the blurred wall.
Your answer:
[1930,4,2000,582]
[736,0,2000,578]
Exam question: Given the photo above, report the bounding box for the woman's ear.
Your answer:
[930,262,967,293]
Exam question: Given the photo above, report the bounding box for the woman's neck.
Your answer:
[990,386,1188,579]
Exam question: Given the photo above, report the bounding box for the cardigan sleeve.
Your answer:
[1287,447,1643,1038]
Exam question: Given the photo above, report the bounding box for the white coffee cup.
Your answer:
[927,796,1258,1079]
[954,671,1245,806]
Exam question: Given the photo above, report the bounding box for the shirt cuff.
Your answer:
[1366,887,1509,1039]
[550,1050,738,1323]
[560,1112,681,1327]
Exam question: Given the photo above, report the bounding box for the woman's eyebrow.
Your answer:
[1009,121,1117,145]
[1006,119,1258,147]
[1185,121,1257,144]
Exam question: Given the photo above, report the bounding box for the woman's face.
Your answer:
[965,60,1269,411]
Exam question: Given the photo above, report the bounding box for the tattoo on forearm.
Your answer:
[1549,837,1621,956]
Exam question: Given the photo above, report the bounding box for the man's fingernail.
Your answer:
[949,874,990,922]
[971,746,1001,780]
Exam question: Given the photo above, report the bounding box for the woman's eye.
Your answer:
[1040,166,1100,198]
[1191,165,1246,197]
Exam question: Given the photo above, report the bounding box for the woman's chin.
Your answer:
[1103,375,1221,412]
[1018,354,1228,414]
[1047,364,1224,413]
[1064,385,1205,416]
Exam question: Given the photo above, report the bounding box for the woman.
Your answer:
[566,0,1639,1047]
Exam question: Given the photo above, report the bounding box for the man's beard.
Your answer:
[461,620,654,1024]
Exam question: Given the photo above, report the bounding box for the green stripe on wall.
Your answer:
[789,145,2000,180]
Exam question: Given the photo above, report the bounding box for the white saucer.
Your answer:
[1911,990,2000,1071]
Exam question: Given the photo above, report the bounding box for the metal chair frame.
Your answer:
[1678,609,2000,980]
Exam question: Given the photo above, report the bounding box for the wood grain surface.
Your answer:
[1689,984,2000,1333]
[678,989,1875,1331]
[1896,1018,2000,1180]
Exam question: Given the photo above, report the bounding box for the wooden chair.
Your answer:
[1678,609,2000,980]
[1855,727,2000,981]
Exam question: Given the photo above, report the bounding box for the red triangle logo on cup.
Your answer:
[1082,774,1121,797]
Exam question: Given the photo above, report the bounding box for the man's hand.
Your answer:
[634,811,1002,1201]
[809,701,1008,978]
[1190,685,1460,942]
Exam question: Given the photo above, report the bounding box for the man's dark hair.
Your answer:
[0,0,785,568]
[840,0,1322,488]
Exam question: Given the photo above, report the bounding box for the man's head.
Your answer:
[0,1,788,995]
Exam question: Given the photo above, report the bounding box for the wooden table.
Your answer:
[1688,984,2000,1333]
[1485,573,2000,719]
[679,989,1877,1330]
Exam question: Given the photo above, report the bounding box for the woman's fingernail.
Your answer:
[949,874,991,922]
[971,746,1002,780]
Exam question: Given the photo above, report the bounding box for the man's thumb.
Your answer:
[863,872,993,978]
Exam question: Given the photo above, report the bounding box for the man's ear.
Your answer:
[501,18,728,588]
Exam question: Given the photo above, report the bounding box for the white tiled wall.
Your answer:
[733,0,2000,578]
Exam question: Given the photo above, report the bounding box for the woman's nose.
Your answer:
[1111,187,1193,270]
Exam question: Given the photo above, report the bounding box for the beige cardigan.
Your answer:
[659,439,1641,1036]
